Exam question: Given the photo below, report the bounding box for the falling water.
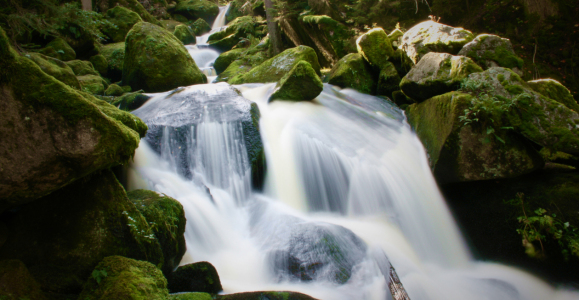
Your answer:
[128,82,579,300]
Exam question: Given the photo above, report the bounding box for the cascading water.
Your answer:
[128,81,579,299]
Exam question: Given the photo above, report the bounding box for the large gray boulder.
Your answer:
[458,34,523,75]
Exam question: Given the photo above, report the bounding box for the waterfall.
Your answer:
[129,83,579,300]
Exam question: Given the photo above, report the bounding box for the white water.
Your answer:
[129,83,579,300]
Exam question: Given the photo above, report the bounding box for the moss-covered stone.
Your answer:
[400,52,483,102]
[159,19,184,32]
[0,171,163,294]
[208,16,260,52]
[376,61,401,98]
[24,53,81,90]
[65,60,99,76]
[214,48,244,74]
[170,0,219,24]
[167,261,222,294]
[105,83,125,96]
[77,74,108,95]
[127,190,186,277]
[174,24,196,45]
[230,45,321,84]
[170,293,213,300]
[189,18,212,36]
[400,21,474,64]
[298,14,356,66]
[79,256,168,300]
[123,22,206,92]
[539,148,579,169]
[527,79,579,113]
[89,54,109,77]
[112,91,151,111]
[100,42,125,82]
[216,291,318,300]
[458,34,523,74]
[269,61,323,101]
[103,6,143,43]
[388,28,404,47]
[392,90,415,107]
[94,0,159,24]
[38,37,76,61]
[215,59,252,83]
[327,53,377,94]
[0,259,46,300]
[356,27,395,70]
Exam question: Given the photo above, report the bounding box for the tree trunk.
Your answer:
[81,0,92,11]
[264,0,282,55]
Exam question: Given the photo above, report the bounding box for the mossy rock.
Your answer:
[24,53,81,90]
[215,59,252,83]
[159,19,184,32]
[387,28,404,46]
[123,22,206,92]
[539,148,579,169]
[270,61,323,102]
[65,60,99,76]
[78,74,108,95]
[208,16,259,52]
[174,24,196,45]
[170,292,213,300]
[356,27,395,70]
[0,259,46,300]
[216,291,318,300]
[458,34,523,75]
[0,27,146,210]
[89,54,109,76]
[376,61,401,98]
[79,256,168,300]
[105,83,125,96]
[0,171,163,294]
[127,189,186,277]
[189,18,212,36]
[527,79,579,113]
[170,0,219,24]
[167,261,222,294]
[327,53,377,94]
[103,6,143,43]
[112,91,151,111]
[229,45,321,84]
[38,37,76,61]
[208,33,239,52]
[400,52,483,102]
[100,42,126,82]
[94,0,159,24]
[390,48,414,78]
[213,48,244,74]
[392,90,415,107]
[400,21,474,64]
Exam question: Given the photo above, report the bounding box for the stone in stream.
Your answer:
[327,53,377,95]
[269,60,324,101]
[174,24,196,45]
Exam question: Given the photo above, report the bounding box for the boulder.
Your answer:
[123,22,206,93]
[376,61,401,98]
[170,293,213,300]
[400,21,474,64]
[112,91,151,111]
[89,54,108,76]
[38,37,76,61]
[208,16,260,52]
[93,0,158,24]
[458,34,523,75]
[216,59,252,83]
[527,78,579,113]
[0,171,163,294]
[159,19,184,32]
[356,28,395,70]
[216,291,318,300]
[0,27,146,210]
[174,24,196,45]
[77,74,108,95]
[0,260,46,300]
[214,48,245,74]
[399,52,483,102]
[269,61,323,101]
[24,53,81,90]
[327,53,377,94]
[78,256,168,300]
[105,83,125,96]
[103,6,143,43]
[230,45,321,84]
[170,0,219,24]
[388,28,404,47]
[167,261,222,294]
[127,190,187,277]
[190,18,212,36]
[65,60,99,76]
[100,42,125,82]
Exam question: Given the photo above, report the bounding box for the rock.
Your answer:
[208,16,260,52]
[407,91,544,184]
[327,53,377,94]
[170,293,213,300]
[216,60,252,83]
[123,22,206,93]
[105,83,125,96]
[390,47,414,78]
[78,256,168,300]
[539,148,579,169]
[65,60,99,76]
[167,261,222,294]
[270,61,323,101]
[0,171,163,294]
[399,52,483,102]
[458,34,523,75]
[77,74,108,95]
[0,27,146,210]
[89,54,108,76]
[356,28,395,70]
[208,34,239,52]
[170,0,219,24]
[214,48,245,74]
[190,18,212,36]
[400,21,474,64]
[159,19,184,31]
[0,260,46,300]
[38,37,76,61]
[93,0,158,24]
[174,24,197,45]
[376,61,401,98]
[24,53,81,90]
[103,6,143,43]
[216,291,318,300]
[527,78,579,113]
[112,91,151,111]
[100,42,125,82]
[392,90,414,107]
[127,190,186,277]
[387,28,404,47]
[230,45,321,84]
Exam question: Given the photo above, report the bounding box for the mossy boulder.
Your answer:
[327,53,377,94]
[79,256,168,300]
[78,74,109,95]
[89,54,108,76]
[269,61,323,101]
[407,91,544,184]
[112,91,151,111]
[123,22,206,93]
[0,171,163,294]
[167,261,222,294]
[208,16,259,52]
[400,52,483,102]
[458,34,523,75]
[400,21,474,64]
[100,42,125,82]
[0,27,146,210]
[190,18,212,36]
[38,37,76,61]
[170,293,213,300]
[356,28,395,70]
[24,53,81,90]
[127,190,186,277]
[230,45,321,84]
[159,19,184,32]
[214,48,244,74]
[94,0,158,24]
[103,6,143,43]
[215,59,252,83]
[65,60,99,76]
[105,83,125,96]
[527,79,579,113]
[174,24,196,45]
[170,0,219,24]
[376,61,401,98]
[216,291,318,300]
[0,259,46,300]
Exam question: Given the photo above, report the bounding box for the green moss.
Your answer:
[214,48,245,74]
[505,84,524,95]
[112,91,150,111]
[527,79,579,113]
[105,84,125,96]
[327,53,377,94]
[270,61,323,101]
[174,24,196,45]
[65,60,99,76]
[77,74,108,95]
[376,61,401,98]
[25,53,81,90]
[89,54,108,76]
[171,0,219,23]
[167,262,222,294]
[169,293,213,300]
[94,0,158,24]
[189,18,212,36]
[39,37,76,61]
[103,6,143,43]
[100,42,126,82]
[356,28,395,70]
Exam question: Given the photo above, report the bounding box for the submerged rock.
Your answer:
[356,28,395,70]
[65,59,99,76]
[24,52,81,90]
[0,259,46,300]
[123,22,206,93]
[174,24,196,45]
[458,34,523,75]
[167,261,222,294]
[38,37,76,61]
[327,53,377,94]
[103,6,143,43]
[269,61,324,101]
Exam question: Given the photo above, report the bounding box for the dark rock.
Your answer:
[167,261,222,294]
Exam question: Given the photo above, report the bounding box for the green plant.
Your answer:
[91,268,108,284]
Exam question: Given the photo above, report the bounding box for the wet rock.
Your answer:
[77,74,108,95]
[105,83,125,96]
[112,91,151,111]
[190,18,212,36]
[174,24,196,45]
[24,53,81,90]
[65,60,99,76]
[458,34,523,75]
[38,37,76,61]
[327,53,377,94]
[208,16,261,52]
[170,0,219,24]
[356,28,395,70]
[167,261,222,294]
[376,61,401,98]
[103,6,143,43]
[0,259,46,300]
[527,78,579,113]
[100,42,125,82]
[214,48,245,74]
[269,61,323,101]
